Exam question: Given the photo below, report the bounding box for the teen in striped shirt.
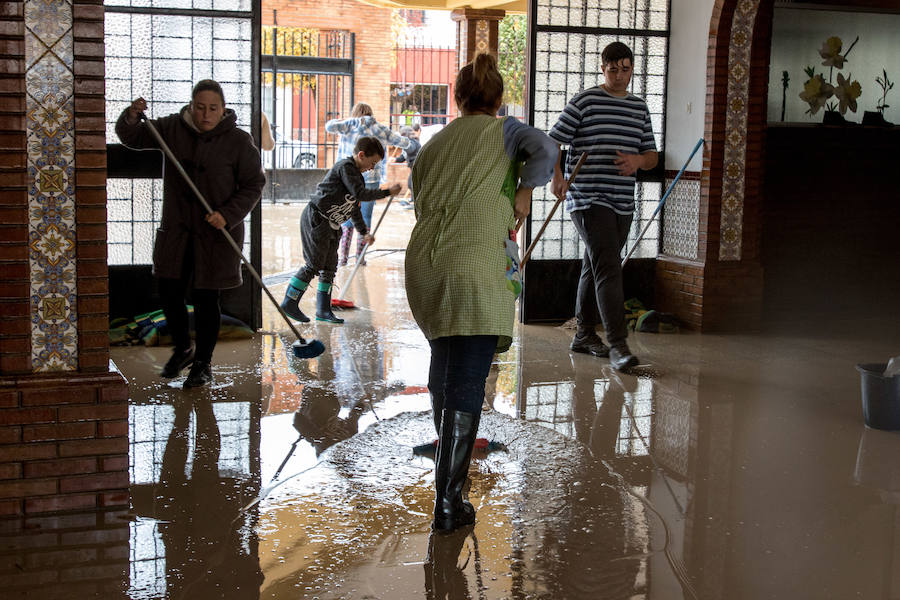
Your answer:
[548,41,658,371]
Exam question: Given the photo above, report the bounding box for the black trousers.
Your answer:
[569,204,633,348]
[294,204,341,285]
[158,277,221,364]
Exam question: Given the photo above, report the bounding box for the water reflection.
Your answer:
[512,364,645,598]
[96,243,900,600]
[852,428,900,598]
[126,353,265,599]
[289,329,378,458]
[156,392,262,598]
[111,290,693,600]
[424,526,476,600]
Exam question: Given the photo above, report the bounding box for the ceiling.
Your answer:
[357,0,527,14]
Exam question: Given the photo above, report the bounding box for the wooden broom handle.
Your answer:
[517,152,588,268]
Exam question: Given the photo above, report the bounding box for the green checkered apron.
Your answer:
[405,115,518,352]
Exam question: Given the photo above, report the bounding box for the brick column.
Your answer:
[655,0,771,332]
[0,3,29,374]
[0,0,129,517]
[451,8,505,66]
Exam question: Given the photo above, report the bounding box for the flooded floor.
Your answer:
[4,203,900,599]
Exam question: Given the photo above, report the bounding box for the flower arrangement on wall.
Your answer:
[799,36,862,119]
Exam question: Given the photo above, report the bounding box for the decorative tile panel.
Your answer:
[719,0,760,261]
[25,0,78,372]
[662,175,700,260]
[475,19,489,54]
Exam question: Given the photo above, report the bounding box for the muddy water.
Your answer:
[105,232,678,599]
[257,410,657,599]
[7,203,900,598]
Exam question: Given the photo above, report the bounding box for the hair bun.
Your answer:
[473,52,497,83]
[454,52,504,114]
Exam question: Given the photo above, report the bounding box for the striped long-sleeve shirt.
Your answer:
[548,87,657,215]
[325,116,410,186]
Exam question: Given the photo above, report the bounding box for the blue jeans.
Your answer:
[428,335,499,415]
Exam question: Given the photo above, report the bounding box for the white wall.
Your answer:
[664,0,715,172]
[768,7,900,124]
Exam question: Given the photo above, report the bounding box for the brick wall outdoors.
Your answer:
[264,0,394,124]
[263,1,416,192]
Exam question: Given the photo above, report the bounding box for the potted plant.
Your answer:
[862,69,894,127]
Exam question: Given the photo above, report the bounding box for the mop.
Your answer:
[140,115,325,359]
[621,137,705,267]
[331,195,395,309]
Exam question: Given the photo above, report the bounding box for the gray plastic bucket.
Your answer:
[857,363,900,430]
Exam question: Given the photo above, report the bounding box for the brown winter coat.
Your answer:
[116,106,266,289]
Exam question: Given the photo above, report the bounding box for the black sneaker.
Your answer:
[183,361,212,388]
[609,345,639,371]
[569,332,610,357]
[160,345,195,378]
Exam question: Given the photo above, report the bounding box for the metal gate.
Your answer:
[261,18,355,185]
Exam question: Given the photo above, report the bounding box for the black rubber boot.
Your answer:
[315,286,344,324]
[160,344,195,378]
[280,288,310,323]
[433,409,480,532]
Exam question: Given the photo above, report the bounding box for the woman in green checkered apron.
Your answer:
[405,53,557,532]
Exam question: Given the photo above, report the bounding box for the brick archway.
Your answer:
[656,0,774,331]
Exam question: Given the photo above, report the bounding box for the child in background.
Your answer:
[281,137,400,324]
[327,102,410,266]
[393,126,421,208]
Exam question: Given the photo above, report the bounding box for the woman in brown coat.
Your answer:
[116,80,266,387]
